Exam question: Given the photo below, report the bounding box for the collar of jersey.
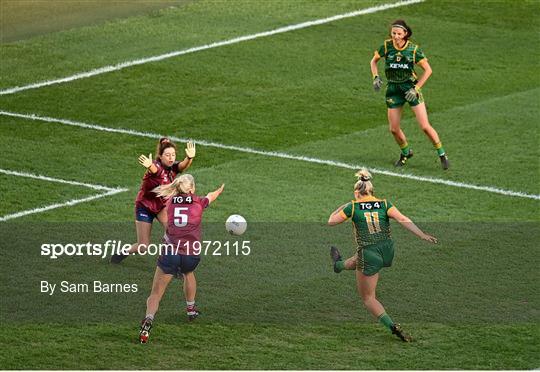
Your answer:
[354,195,380,202]
[392,40,409,51]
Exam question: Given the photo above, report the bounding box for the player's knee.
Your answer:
[361,294,376,306]
[389,125,400,135]
[420,123,432,134]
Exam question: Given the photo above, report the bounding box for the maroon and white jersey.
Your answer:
[135,160,179,214]
[164,194,209,255]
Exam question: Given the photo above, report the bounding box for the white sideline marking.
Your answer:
[0,0,424,96]
[0,168,115,191]
[1,110,539,201]
[0,168,128,221]
[0,189,126,222]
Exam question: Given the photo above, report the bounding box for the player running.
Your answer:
[328,168,437,342]
[370,19,450,170]
[111,137,196,264]
[139,174,224,344]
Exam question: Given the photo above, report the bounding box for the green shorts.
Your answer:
[357,240,395,276]
[385,81,424,108]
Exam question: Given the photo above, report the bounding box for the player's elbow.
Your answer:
[328,215,342,226]
[397,217,413,226]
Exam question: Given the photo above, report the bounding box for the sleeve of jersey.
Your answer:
[340,202,353,219]
[386,199,396,213]
[414,47,426,64]
[375,44,385,58]
[174,160,181,173]
[151,161,163,177]
[200,197,210,209]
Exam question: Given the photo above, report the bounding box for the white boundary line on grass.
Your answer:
[1,110,539,201]
[0,0,424,96]
[0,168,128,221]
[0,168,113,191]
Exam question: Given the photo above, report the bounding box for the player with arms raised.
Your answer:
[328,168,437,342]
[111,137,196,263]
[139,174,224,344]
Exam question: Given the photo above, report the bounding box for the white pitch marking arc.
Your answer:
[1,110,539,201]
[0,168,128,221]
[0,0,424,96]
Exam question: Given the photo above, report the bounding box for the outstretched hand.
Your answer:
[185,141,196,159]
[422,234,438,244]
[138,153,153,169]
[207,183,225,203]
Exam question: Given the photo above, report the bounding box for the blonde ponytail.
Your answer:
[354,168,374,195]
[153,174,195,199]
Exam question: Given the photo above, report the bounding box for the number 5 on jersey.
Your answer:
[174,207,189,227]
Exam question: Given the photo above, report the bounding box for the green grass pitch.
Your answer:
[0,0,539,369]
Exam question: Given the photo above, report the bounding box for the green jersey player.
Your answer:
[370,19,450,170]
[328,169,438,342]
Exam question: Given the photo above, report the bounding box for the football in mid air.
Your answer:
[225,214,247,236]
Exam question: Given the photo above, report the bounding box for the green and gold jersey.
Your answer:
[375,39,426,83]
[340,196,395,248]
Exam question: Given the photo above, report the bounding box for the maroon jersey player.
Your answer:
[162,193,209,255]
[111,137,196,264]
[138,174,224,344]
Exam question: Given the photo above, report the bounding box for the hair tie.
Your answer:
[392,24,408,32]
[360,176,371,182]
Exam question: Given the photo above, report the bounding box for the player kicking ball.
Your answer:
[328,168,437,342]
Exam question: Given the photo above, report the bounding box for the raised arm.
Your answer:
[178,141,196,172]
[328,203,349,226]
[206,184,224,204]
[387,206,437,243]
[138,153,158,174]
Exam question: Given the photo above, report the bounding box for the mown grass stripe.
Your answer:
[0,0,424,96]
[2,110,538,201]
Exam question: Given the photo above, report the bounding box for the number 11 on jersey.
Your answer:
[364,212,381,234]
